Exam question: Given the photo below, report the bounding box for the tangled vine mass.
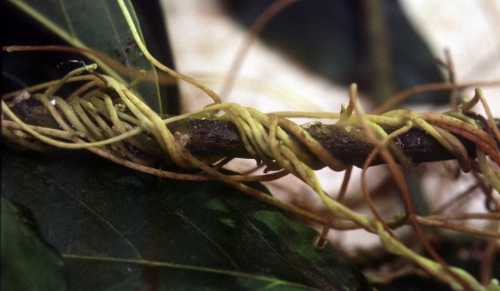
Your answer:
[2,2,500,291]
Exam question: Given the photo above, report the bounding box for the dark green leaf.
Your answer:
[5,0,177,114]
[2,147,370,291]
[1,197,67,291]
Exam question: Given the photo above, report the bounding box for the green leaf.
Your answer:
[1,197,67,291]
[5,0,174,114]
[2,148,370,291]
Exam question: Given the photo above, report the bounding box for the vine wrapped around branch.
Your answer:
[2,3,500,289]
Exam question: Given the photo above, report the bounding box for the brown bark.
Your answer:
[5,102,490,168]
[168,119,471,168]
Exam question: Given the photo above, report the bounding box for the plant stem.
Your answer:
[5,104,491,168]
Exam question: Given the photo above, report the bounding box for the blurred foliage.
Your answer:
[223,0,447,105]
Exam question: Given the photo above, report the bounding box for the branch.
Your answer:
[4,101,497,168]
[168,118,473,167]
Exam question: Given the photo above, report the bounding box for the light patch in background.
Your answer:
[401,0,500,115]
[161,0,349,113]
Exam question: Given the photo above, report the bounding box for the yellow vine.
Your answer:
[1,2,499,290]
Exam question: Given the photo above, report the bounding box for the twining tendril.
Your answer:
[1,2,499,289]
